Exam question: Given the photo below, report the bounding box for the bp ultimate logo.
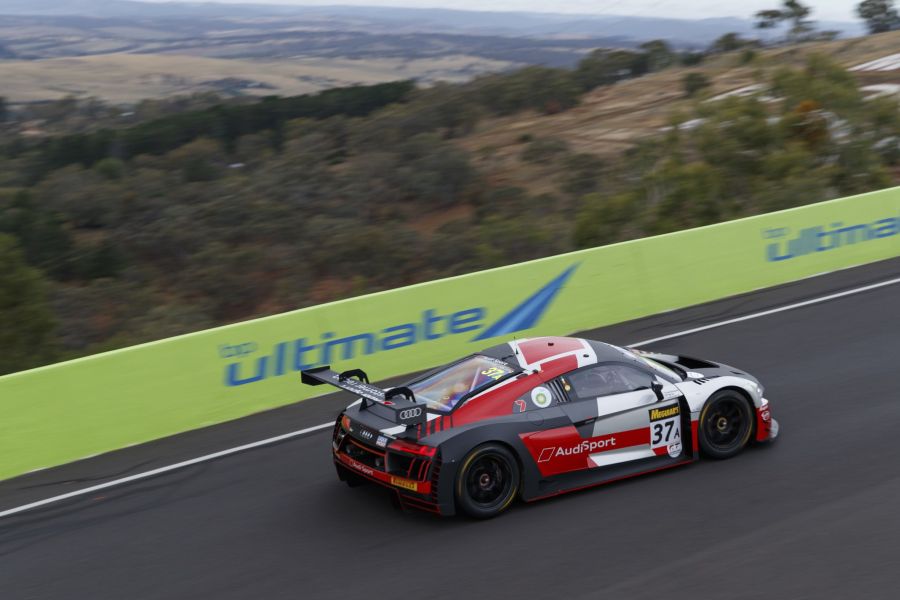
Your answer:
[763,213,899,262]
[221,265,578,386]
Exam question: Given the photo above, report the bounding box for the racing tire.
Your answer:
[699,390,754,460]
[336,464,367,488]
[455,443,520,519]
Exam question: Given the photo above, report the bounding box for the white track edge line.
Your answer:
[3,274,900,520]
[0,423,332,519]
[628,276,900,347]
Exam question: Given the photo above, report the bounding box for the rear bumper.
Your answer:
[333,454,449,515]
[332,429,452,515]
[334,449,431,494]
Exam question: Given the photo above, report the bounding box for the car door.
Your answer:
[562,362,684,468]
[520,362,684,477]
[537,362,682,471]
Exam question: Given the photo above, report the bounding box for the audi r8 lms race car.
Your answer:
[302,336,779,518]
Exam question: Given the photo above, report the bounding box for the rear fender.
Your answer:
[431,416,560,508]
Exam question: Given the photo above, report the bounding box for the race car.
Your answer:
[302,336,778,518]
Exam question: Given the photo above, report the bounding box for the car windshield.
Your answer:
[628,349,683,382]
[408,355,515,413]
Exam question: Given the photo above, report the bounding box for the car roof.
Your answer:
[479,336,644,373]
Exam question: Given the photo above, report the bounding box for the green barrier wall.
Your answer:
[2,188,899,480]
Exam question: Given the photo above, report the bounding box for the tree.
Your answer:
[709,33,749,54]
[693,95,776,169]
[76,239,125,280]
[428,84,481,138]
[576,49,647,90]
[770,55,862,114]
[782,0,815,39]
[0,235,57,374]
[475,67,581,116]
[166,138,223,182]
[639,40,677,71]
[755,9,788,30]
[856,0,900,33]
[93,157,125,180]
[755,0,815,41]
[682,73,712,97]
[680,51,705,66]
[645,160,724,232]
[179,242,270,321]
[561,153,605,196]
[0,190,76,279]
[573,193,639,248]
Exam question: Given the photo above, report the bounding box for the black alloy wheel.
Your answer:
[699,390,754,459]
[455,443,520,519]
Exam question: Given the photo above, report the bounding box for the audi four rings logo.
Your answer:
[399,408,423,420]
[360,429,373,439]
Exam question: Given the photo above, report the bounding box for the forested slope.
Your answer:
[1,33,898,374]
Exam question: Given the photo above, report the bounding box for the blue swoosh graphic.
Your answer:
[473,264,578,341]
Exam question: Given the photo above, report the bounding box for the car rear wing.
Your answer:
[300,366,427,426]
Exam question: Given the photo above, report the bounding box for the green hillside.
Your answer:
[1,32,898,375]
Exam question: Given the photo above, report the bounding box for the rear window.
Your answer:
[408,356,515,412]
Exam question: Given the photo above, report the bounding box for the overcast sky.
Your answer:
[147,1,859,22]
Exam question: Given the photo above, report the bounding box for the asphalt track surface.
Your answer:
[2,258,899,600]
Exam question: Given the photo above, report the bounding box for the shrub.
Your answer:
[683,72,712,97]
[521,137,570,164]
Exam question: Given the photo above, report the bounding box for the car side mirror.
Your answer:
[651,381,664,401]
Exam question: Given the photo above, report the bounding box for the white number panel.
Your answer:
[648,403,683,458]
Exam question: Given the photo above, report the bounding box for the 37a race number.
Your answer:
[651,421,676,445]
[481,367,506,380]
[648,404,682,457]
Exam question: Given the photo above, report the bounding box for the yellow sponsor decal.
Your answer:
[390,476,418,491]
[649,405,680,421]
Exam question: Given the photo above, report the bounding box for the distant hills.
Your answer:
[0,1,865,44]
[0,0,869,104]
